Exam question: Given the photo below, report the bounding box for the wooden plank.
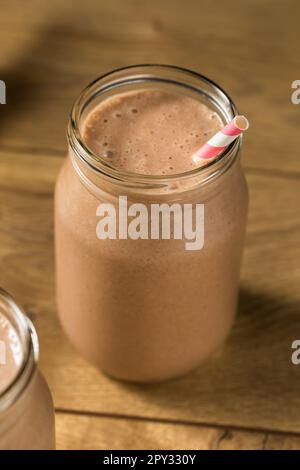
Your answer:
[264,434,300,451]
[55,412,300,450]
[55,411,269,450]
[0,0,299,172]
[0,150,299,434]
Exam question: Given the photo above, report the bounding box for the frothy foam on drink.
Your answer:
[0,313,23,394]
[83,89,223,176]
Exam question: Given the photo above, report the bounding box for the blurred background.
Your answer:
[0,0,300,450]
[1,0,299,166]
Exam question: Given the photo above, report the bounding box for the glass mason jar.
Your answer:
[0,289,55,449]
[55,65,248,383]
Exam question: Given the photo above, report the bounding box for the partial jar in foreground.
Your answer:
[0,289,55,450]
[55,65,248,383]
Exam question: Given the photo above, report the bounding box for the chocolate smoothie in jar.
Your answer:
[55,65,248,382]
[0,289,55,449]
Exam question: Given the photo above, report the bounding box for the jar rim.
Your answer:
[68,64,241,190]
[0,288,38,412]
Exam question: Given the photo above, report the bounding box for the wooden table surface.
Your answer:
[1,0,300,450]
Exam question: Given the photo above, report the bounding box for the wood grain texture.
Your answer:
[56,412,300,450]
[0,0,300,172]
[0,0,300,450]
[55,412,268,450]
[0,150,299,438]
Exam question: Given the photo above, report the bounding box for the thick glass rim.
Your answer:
[0,288,38,412]
[68,64,241,188]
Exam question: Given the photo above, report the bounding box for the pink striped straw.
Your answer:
[193,115,249,162]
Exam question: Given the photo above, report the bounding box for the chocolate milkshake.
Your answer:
[55,65,248,382]
[83,89,222,175]
[0,289,55,449]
